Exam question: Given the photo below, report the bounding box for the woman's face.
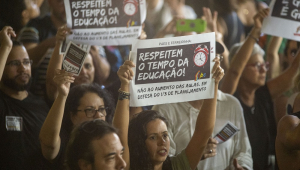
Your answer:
[74,54,95,85]
[145,119,170,166]
[241,53,267,87]
[286,40,298,65]
[71,92,106,126]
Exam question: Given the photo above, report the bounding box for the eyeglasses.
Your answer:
[6,60,33,68]
[246,61,269,71]
[77,107,108,118]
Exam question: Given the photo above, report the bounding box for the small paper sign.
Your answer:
[62,41,90,75]
[214,121,240,144]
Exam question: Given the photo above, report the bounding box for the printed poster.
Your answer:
[262,0,300,41]
[62,41,90,75]
[130,33,216,107]
[64,0,146,45]
[214,122,240,144]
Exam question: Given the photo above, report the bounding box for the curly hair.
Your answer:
[128,110,173,170]
[62,83,115,135]
[65,119,117,170]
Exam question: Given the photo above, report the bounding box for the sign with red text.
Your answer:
[62,41,90,75]
[262,0,300,41]
[129,33,216,107]
[64,0,146,45]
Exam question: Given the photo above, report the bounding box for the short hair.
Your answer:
[62,83,115,134]
[128,110,172,170]
[65,119,117,170]
[228,42,265,62]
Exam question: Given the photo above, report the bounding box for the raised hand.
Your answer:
[56,25,72,44]
[0,26,16,48]
[201,137,218,160]
[202,7,218,33]
[211,56,225,84]
[53,69,74,97]
[117,60,135,86]
[253,8,269,30]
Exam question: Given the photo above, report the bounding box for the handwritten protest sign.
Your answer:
[262,0,300,41]
[129,33,216,107]
[64,0,146,46]
[62,41,90,75]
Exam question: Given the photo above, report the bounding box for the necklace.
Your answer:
[251,106,255,114]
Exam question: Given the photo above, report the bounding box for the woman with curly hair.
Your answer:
[39,71,114,169]
[113,58,224,170]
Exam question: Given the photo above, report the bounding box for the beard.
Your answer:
[1,74,32,91]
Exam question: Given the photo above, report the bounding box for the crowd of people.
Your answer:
[1,0,300,170]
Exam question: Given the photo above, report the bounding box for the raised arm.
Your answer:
[266,36,282,79]
[267,47,300,100]
[46,25,72,101]
[39,70,74,160]
[113,60,135,170]
[89,46,110,85]
[185,57,224,170]
[0,26,16,80]
[220,9,269,94]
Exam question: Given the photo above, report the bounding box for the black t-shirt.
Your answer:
[235,85,277,170]
[0,90,53,170]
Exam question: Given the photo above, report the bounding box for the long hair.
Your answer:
[65,119,117,170]
[128,110,172,170]
[62,83,115,135]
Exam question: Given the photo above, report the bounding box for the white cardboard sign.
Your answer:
[262,0,300,41]
[129,33,216,107]
[64,0,146,46]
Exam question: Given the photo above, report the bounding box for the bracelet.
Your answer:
[248,34,259,43]
[118,88,130,100]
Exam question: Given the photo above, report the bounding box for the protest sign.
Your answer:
[64,0,146,46]
[262,0,300,41]
[129,33,216,107]
[62,41,90,75]
[214,122,240,144]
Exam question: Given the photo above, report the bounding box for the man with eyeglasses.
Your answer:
[0,26,52,169]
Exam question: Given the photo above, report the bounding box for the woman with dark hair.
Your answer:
[46,26,111,101]
[113,58,224,170]
[39,71,114,169]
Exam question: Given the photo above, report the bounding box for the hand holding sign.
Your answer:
[53,69,75,97]
[117,60,135,86]
[253,8,270,30]
[211,56,224,84]
[56,25,72,44]
[201,137,218,160]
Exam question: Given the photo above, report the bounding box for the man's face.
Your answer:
[1,46,32,91]
[89,133,126,170]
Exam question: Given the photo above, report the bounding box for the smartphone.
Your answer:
[176,19,207,33]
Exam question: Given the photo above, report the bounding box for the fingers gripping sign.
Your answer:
[201,137,218,160]
[53,69,75,97]
[56,25,73,44]
[212,56,225,83]
[117,60,136,85]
